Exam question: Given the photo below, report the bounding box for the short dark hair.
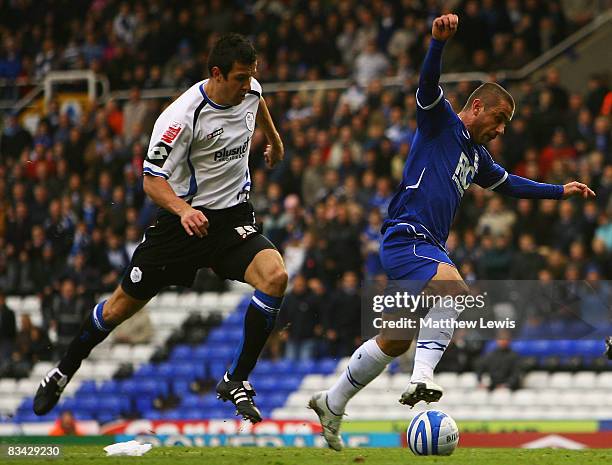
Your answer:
[462,82,515,114]
[207,33,257,78]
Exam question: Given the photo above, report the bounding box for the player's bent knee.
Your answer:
[103,286,148,326]
[376,336,411,357]
[263,266,288,296]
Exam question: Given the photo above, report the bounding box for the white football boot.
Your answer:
[308,391,344,451]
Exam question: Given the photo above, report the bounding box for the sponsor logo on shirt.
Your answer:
[160,122,183,144]
[214,138,250,162]
[452,151,478,196]
[207,127,224,140]
[146,143,172,167]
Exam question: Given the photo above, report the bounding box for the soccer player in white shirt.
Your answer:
[34,34,286,423]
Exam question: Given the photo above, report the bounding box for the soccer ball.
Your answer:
[406,410,459,456]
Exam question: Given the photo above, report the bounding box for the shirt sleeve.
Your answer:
[143,108,192,180]
[415,38,457,136]
[249,77,263,98]
[473,147,508,190]
[416,89,458,136]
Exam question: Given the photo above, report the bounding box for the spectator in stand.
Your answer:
[325,271,362,357]
[49,279,92,357]
[476,333,523,391]
[49,410,82,436]
[0,292,17,360]
[0,2,608,367]
[279,274,320,361]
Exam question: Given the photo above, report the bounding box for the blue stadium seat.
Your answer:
[73,394,98,413]
[275,377,303,391]
[96,412,118,424]
[316,358,338,374]
[237,296,252,310]
[77,380,97,395]
[207,344,235,361]
[293,360,317,375]
[575,340,603,357]
[135,396,155,413]
[174,361,206,380]
[163,409,184,420]
[207,329,229,343]
[225,311,245,326]
[15,412,41,423]
[208,361,228,380]
[252,360,275,376]
[193,346,214,361]
[203,408,232,419]
[121,379,168,397]
[170,344,193,361]
[226,328,243,343]
[18,397,33,413]
[141,410,163,420]
[252,376,278,393]
[555,340,577,357]
[201,394,220,408]
[156,362,175,378]
[270,359,294,373]
[257,393,288,409]
[97,396,124,414]
[134,363,156,379]
[98,380,121,394]
[181,394,203,409]
[59,397,76,411]
[180,408,205,419]
[172,379,192,395]
[72,411,94,420]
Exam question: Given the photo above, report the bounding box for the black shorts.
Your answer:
[120,201,276,300]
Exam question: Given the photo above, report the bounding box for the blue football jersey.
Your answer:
[383,87,507,249]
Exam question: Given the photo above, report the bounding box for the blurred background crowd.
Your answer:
[0,0,611,377]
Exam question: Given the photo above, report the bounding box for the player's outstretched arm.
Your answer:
[143,175,209,238]
[256,97,284,168]
[493,173,595,200]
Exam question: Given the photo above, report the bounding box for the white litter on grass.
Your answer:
[103,440,153,457]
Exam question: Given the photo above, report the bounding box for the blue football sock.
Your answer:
[58,300,115,377]
[227,290,282,381]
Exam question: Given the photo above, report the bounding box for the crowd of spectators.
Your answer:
[0,0,604,98]
[0,2,611,368]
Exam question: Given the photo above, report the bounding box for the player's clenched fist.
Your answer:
[180,207,209,238]
[432,14,459,41]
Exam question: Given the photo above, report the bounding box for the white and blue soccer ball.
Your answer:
[406,410,459,456]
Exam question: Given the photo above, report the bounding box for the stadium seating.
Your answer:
[3,289,612,424]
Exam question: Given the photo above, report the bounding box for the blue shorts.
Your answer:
[379,225,455,284]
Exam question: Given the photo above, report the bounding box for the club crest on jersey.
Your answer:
[207,127,224,140]
[245,112,255,131]
[130,267,142,283]
[452,151,478,196]
[160,121,183,144]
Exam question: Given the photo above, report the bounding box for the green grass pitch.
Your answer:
[9,446,612,464]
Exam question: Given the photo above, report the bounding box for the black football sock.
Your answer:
[227,290,282,381]
[57,300,116,377]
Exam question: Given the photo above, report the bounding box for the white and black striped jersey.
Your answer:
[143,78,262,209]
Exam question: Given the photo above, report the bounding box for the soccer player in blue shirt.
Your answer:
[309,14,595,451]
